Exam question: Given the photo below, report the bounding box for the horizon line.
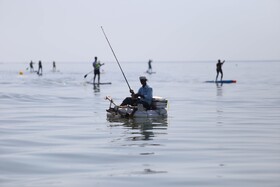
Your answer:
[1,59,280,64]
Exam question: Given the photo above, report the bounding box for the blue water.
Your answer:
[0,61,280,187]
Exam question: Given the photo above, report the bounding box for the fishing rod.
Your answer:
[101,26,132,91]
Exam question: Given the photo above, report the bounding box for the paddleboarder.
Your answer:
[37,60,43,75]
[92,56,104,84]
[52,61,56,72]
[147,59,152,73]
[29,61,34,72]
[120,76,153,109]
[216,59,225,81]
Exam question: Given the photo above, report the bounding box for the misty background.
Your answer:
[0,0,279,63]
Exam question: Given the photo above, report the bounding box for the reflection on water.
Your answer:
[216,83,224,126]
[93,84,100,92]
[216,82,223,96]
[107,117,168,141]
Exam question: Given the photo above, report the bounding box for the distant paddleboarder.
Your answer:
[37,60,43,76]
[92,56,104,84]
[29,61,34,72]
[216,59,225,81]
[52,61,56,72]
[147,59,152,73]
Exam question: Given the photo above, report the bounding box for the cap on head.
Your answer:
[139,76,147,81]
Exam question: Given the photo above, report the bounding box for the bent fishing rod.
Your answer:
[101,26,132,91]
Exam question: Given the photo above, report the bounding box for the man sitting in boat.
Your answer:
[120,76,153,109]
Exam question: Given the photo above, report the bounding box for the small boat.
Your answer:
[105,96,168,118]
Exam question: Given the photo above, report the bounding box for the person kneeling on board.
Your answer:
[120,76,153,110]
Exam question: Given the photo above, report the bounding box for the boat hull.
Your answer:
[107,106,167,118]
[106,96,168,119]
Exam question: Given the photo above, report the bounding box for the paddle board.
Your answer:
[145,71,156,74]
[205,80,237,83]
[86,81,112,85]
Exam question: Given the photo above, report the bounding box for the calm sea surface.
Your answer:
[0,61,280,187]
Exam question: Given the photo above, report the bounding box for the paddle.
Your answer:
[84,70,93,78]
[101,26,132,91]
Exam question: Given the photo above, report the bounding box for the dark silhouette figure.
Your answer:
[37,61,43,75]
[53,61,56,72]
[216,59,225,81]
[29,61,34,72]
[147,59,152,73]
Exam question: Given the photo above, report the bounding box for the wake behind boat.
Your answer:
[106,96,168,118]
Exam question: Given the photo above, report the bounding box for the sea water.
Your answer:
[0,61,279,187]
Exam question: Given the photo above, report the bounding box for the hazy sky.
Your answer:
[0,0,279,62]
